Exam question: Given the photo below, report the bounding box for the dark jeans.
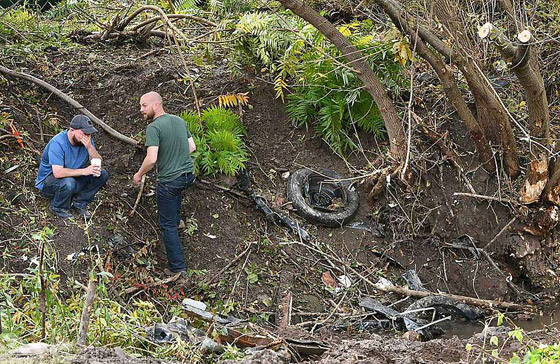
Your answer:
[156,172,195,272]
[42,169,109,209]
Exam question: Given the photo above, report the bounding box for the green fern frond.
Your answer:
[180,110,203,135]
[202,106,246,136]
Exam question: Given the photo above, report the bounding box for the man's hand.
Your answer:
[79,134,93,149]
[83,164,100,176]
[133,172,143,186]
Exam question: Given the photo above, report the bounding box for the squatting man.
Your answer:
[133,91,197,277]
[35,114,109,219]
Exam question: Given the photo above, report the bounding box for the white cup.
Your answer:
[91,158,101,177]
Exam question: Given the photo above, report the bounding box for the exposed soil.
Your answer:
[1,36,559,363]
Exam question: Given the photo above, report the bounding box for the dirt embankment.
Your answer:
[1,39,558,364]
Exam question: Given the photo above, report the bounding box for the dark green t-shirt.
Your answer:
[145,114,194,182]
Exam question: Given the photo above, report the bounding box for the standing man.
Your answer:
[35,114,109,219]
[133,91,196,276]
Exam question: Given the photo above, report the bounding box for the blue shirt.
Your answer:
[35,130,94,190]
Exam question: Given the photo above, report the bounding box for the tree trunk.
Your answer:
[279,0,406,162]
[371,0,495,172]
[411,3,520,176]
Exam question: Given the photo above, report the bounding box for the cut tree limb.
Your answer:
[0,65,139,146]
[374,281,531,312]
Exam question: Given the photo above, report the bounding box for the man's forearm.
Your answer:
[54,167,85,178]
[87,145,101,160]
[137,158,155,177]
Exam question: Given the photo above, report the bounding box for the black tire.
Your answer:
[286,168,359,227]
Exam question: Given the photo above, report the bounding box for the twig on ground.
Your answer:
[206,242,255,284]
[453,192,516,205]
[484,217,516,250]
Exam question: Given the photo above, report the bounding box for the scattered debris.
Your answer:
[3,164,19,174]
[404,296,484,321]
[237,168,311,241]
[145,318,224,353]
[182,298,242,325]
[373,278,532,312]
[371,249,405,269]
[66,244,99,262]
[359,297,444,340]
[347,221,372,232]
[404,270,427,291]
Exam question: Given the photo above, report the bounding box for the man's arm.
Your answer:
[188,137,196,153]
[52,164,97,178]
[133,146,158,185]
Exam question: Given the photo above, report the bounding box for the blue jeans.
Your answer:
[42,169,109,209]
[157,172,195,272]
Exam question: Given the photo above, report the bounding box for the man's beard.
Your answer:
[142,108,155,120]
[73,135,82,145]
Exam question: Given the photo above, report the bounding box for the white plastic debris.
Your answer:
[337,275,352,288]
[375,277,394,290]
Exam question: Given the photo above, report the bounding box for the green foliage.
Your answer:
[0,6,71,54]
[231,12,407,152]
[466,313,559,364]
[518,343,560,364]
[180,107,248,176]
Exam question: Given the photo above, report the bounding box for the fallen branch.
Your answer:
[0,65,139,146]
[77,278,98,346]
[130,175,146,217]
[374,280,531,312]
[453,192,516,205]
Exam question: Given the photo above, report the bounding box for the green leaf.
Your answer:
[497,313,504,326]
[247,272,258,284]
[490,336,499,346]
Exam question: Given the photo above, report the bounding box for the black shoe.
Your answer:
[72,203,91,219]
[49,205,73,219]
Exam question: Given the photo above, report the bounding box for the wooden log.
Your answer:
[519,153,548,204]
[374,281,531,312]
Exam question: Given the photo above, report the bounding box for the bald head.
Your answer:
[140,91,165,120]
